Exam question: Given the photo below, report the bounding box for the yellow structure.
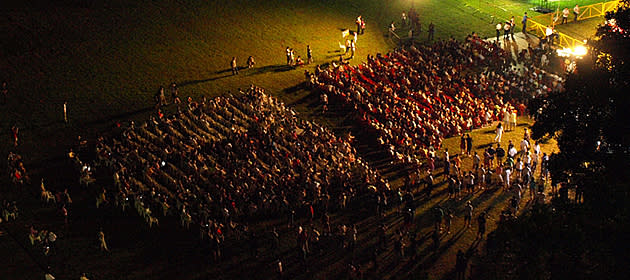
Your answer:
[527,0,621,49]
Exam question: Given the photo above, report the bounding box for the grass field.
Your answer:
[0,0,605,164]
[554,16,605,39]
[0,0,586,279]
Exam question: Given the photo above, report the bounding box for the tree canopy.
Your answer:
[528,0,630,208]
[475,2,630,279]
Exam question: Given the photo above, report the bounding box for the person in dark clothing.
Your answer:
[307,45,313,64]
[465,134,473,156]
[432,229,440,251]
[428,22,435,40]
[456,249,466,280]
[434,206,444,232]
[425,172,434,197]
[496,144,505,167]
[409,232,420,260]
[477,211,487,239]
[487,146,495,169]
[170,82,181,104]
[249,232,259,258]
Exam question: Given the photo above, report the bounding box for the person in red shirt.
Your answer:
[518,102,527,116]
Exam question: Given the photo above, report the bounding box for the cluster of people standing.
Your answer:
[286,45,313,67]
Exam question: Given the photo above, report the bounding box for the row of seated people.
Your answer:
[93,86,389,242]
[313,36,559,164]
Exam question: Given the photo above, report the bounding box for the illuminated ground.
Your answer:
[0,0,577,279]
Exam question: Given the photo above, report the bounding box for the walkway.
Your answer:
[487,31,540,62]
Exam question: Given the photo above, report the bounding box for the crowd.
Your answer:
[2,11,571,278]
[1,200,18,223]
[313,35,559,166]
[92,86,388,254]
[7,152,30,185]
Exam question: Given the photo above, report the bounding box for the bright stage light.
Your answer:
[556,48,572,57]
[556,45,587,58]
[573,45,587,56]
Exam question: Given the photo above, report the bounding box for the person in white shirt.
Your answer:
[510,110,517,131]
[503,108,510,131]
[494,123,503,143]
[515,157,524,176]
[525,152,532,166]
[573,5,579,22]
[350,40,356,59]
[509,146,518,158]
[520,138,530,158]
[562,8,569,24]
[532,142,541,172]
[496,22,502,42]
[504,168,512,189]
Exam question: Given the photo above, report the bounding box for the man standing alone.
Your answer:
[98,229,109,252]
[503,21,511,40]
[521,12,528,33]
[307,45,313,64]
[231,57,239,75]
[495,22,502,42]
[477,211,487,239]
[562,8,569,24]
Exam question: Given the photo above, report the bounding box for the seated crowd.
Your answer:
[312,35,561,164]
[93,86,389,243]
[7,152,29,185]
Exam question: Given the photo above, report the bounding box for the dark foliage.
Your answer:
[474,1,630,279]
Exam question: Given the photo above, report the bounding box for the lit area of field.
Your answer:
[2,0,607,279]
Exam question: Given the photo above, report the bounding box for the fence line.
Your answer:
[531,0,620,25]
[526,0,621,49]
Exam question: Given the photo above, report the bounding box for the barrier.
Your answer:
[526,0,621,49]
[578,0,621,21]
[532,0,620,25]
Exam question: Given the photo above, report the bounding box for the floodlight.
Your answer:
[573,45,587,56]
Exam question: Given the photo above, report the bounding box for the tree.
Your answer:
[528,0,630,209]
[474,2,630,279]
